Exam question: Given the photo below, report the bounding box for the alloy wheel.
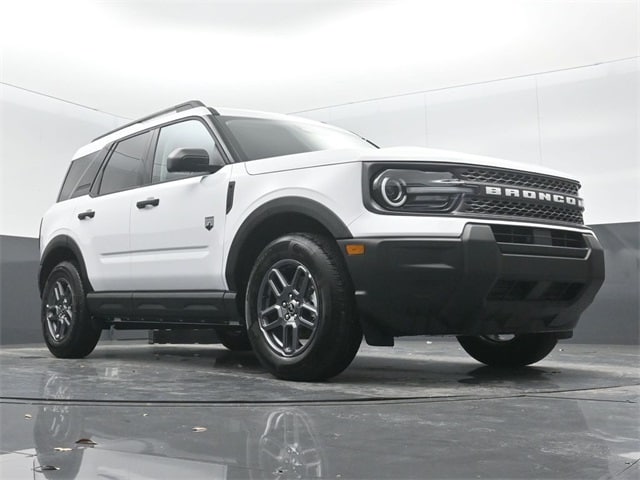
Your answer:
[45,279,74,343]
[256,259,320,357]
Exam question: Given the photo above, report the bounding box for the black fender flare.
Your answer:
[39,235,93,295]
[224,196,353,291]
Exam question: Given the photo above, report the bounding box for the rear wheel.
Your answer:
[457,333,558,367]
[245,233,362,381]
[41,261,101,358]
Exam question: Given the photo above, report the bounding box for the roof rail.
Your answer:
[92,100,207,142]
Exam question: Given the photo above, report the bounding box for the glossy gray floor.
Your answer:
[0,339,638,479]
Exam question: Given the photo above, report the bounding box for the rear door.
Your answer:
[128,119,230,291]
[73,131,153,291]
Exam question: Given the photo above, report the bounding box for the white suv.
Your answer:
[39,100,605,381]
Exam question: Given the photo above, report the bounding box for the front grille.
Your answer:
[456,167,579,195]
[491,225,586,248]
[462,197,584,225]
[549,229,586,248]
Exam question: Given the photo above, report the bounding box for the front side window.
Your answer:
[152,120,218,183]
[99,131,152,195]
[217,116,376,161]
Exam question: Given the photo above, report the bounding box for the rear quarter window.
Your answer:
[57,152,102,202]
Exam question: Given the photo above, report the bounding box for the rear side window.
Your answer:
[99,131,152,195]
[58,152,101,202]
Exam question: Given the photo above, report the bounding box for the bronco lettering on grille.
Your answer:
[485,186,584,208]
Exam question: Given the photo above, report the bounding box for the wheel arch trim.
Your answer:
[224,196,353,291]
[39,235,93,296]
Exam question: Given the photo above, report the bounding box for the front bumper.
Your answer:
[338,224,605,338]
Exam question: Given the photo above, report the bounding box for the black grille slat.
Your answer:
[463,198,584,225]
[490,225,586,248]
[491,225,535,244]
[457,167,579,195]
[550,230,586,248]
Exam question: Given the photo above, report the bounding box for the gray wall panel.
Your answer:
[572,223,639,345]
[0,236,41,344]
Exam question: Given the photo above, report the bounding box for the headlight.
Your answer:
[371,169,473,213]
[379,176,407,207]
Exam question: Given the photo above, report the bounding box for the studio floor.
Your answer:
[0,339,638,479]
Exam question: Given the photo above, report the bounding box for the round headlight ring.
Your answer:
[380,176,407,207]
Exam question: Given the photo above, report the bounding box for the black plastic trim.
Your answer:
[136,198,160,209]
[224,197,353,290]
[226,181,236,214]
[497,243,588,258]
[77,210,95,220]
[38,235,93,295]
[86,291,240,322]
[339,225,605,338]
[92,100,206,141]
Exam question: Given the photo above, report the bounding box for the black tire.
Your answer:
[217,328,253,351]
[41,261,101,358]
[456,333,558,367]
[245,233,362,381]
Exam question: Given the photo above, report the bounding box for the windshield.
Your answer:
[216,115,377,161]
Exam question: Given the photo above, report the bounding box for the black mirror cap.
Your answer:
[166,148,219,173]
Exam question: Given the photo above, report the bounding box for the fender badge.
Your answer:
[204,216,214,231]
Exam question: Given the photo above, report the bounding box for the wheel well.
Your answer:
[38,247,81,297]
[230,212,338,314]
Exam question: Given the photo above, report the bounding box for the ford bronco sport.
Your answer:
[39,100,605,381]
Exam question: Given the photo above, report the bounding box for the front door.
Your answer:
[129,119,229,291]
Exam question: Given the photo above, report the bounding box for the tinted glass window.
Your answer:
[100,131,152,195]
[152,120,218,183]
[218,116,375,161]
[69,152,104,199]
[58,152,100,201]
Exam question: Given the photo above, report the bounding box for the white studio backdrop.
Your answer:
[0,57,638,238]
[0,85,128,238]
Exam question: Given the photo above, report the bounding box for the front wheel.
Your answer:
[456,333,558,367]
[245,233,362,381]
[41,261,101,358]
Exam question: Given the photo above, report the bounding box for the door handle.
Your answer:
[136,198,160,209]
[78,210,95,220]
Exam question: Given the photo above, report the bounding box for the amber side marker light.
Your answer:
[345,244,366,256]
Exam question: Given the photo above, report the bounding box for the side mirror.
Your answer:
[166,148,220,173]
